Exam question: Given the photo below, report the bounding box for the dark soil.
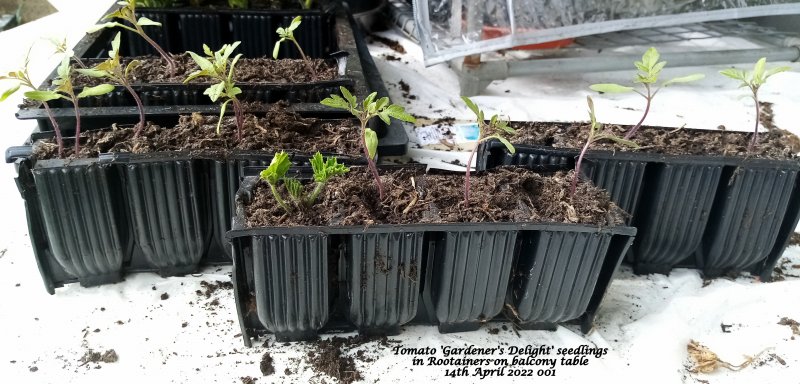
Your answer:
[240,376,257,384]
[759,101,776,130]
[369,35,406,54]
[196,280,233,299]
[160,293,169,300]
[779,317,800,336]
[508,121,800,160]
[32,104,361,160]
[72,54,337,87]
[305,335,393,384]
[245,167,624,227]
[259,352,275,376]
[79,349,118,365]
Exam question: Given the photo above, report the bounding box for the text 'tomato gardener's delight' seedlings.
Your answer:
[260,151,349,213]
[321,86,416,200]
[571,96,638,198]
[26,56,114,155]
[76,32,147,136]
[88,0,178,74]
[185,41,245,141]
[720,57,791,151]
[590,47,704,140]
[1,50,69,158]
[461,96,516,207]
[272,16,315,76]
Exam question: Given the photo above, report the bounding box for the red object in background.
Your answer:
[482,26,574,50]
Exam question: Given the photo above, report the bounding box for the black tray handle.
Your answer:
[6,146,32,163]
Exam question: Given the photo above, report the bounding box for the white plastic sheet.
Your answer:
[413,0,800,65]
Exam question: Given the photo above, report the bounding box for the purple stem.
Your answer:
[749,93,760,151]
[291,39,316,78]
[571,136,593,198]
[232,98,244,142]
[361,121,384,200]
[464,145,477,207]
[42,102,64,158]
[624,86,652,140]
[72,96,82,155]
[137,26,176,74]
[123,83,146,137]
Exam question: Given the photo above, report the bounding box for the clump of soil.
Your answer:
[509,121,799,160]
[240,376,257,384]
[196,280,233,299]
[72,54,338,87]
[245,167,624,227]
[259,352,275,376]
[369,35,406,54]
[79,349,118,365]
[778,317,800,335]
[305,335,392,384]
[160,293,169,300]
[32,103,361,160]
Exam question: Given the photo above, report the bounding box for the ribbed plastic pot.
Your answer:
[345,230,424,335]
[429,228,517,333]
[510,227,634,333]
[30,159,128,289]
[228,175,637,344]
[478,138,800,279]
[111,8,337,59]
[700,161,800,278]
[122,157,210,276]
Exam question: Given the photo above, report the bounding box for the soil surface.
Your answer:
[245,167,625,227]
[72,54,338,87]
[508,121,800,159]
[33,103,361,160]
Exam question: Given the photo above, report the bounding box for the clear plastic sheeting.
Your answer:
[413,0,800,65]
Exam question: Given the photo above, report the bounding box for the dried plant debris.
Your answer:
[778,317,800,336]
[79,349,118,366]
[687,340,768,373]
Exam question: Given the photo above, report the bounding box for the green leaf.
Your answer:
[229,86,242,98]
[382,104,416,123]
[272,40,281,59]
[662,73,705,87]
[24,90,62,102]
[203,82,225,102]
[589,83,635,94]
[110,32,122,59]
[187,50,215,74]
[752,57,766,84]
[125,60,142,78]
[284,177,303,201]
[339,86,356,107]
[650,60,666,76]
[461,96,480,118]
[183,70,208,83]
[288,16,302,32]
[76,68,108,78]
[260,151,292,185]
[362,92,377,111]
[137,16,162,27]
[0,83,21,102]
[77,83,115,98]
[216,99,231,135]
[365,128,378,160]
[228,53,242,82]
[87,22,119,33]
[596,134,639,148]
[487,135,515,154]
[320,94,349,110]
[56,57,71,78]
[641,47,659,69]
[765,66,791,80]
[719,68,745,81]
[310,152,325,182]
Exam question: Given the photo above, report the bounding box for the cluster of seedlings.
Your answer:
[0,0,792,215]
